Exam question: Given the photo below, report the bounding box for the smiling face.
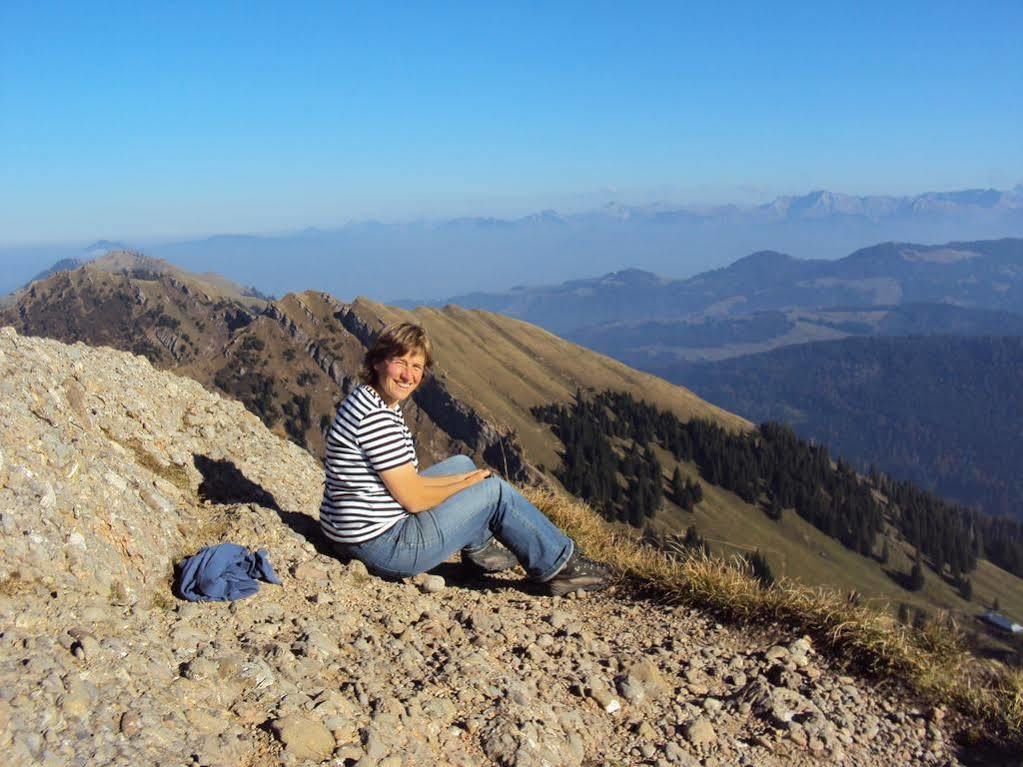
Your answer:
[372,349,426,407]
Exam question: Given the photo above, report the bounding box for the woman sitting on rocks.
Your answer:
[320,321,611,597]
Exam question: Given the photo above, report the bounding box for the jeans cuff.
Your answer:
[461,536,495,555]
[534,540,574,583]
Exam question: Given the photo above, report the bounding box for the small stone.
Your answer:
[787,722,808,747]
[587,682,621,714]
[626,660,669,699]
[119,711,141,737]
[702,697,723,716]
[545,610,570,630]
[414,574,445,593]
[292,562,327,582]
[347,560,370,580]
[616,675,646,705]
[271,714,334,761]
[73,633,101,661]
[683,716,716,748]
[104,470,128,493]
[58,687,91,719]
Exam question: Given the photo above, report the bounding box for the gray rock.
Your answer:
[683,716,716,748]
[414,573,446,593]
[271,714,335,761]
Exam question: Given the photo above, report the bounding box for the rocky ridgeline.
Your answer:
[0,327,963,767]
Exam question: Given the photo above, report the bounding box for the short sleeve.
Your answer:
[358,409,414,473]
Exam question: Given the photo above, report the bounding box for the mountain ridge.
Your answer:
[411,237,1023,336]
[0,326,995,766]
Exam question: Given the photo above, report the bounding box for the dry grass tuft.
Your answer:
[524,485,1023,742]
[0,571,35,597]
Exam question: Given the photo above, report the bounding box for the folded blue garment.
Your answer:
[176,543,282,602]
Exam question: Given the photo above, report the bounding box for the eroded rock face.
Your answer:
[0,328,964,767]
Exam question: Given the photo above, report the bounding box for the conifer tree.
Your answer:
[960,578,973,602]
[745,550,775,587]
[671,466,685,506]
[909,552,925,592]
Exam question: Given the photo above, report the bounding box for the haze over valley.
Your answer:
[4,185,1023,302]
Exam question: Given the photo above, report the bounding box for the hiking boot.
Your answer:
[463,539,520,573]
[544,550,612,597]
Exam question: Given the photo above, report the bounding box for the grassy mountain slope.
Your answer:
[678,335,1023,519]
[656,456,1023,626]
[356,297,750,470]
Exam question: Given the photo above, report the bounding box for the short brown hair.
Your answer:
[360,321,434,386]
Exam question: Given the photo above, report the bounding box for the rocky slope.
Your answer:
[0,328,968,766]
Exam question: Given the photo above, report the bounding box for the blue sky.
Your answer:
[1,1,1021,245]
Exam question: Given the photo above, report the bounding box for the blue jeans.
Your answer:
[334,455,573,582]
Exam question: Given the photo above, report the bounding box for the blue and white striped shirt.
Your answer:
[319,385,418,543]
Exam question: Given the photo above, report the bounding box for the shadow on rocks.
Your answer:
[429,560,534,595]
[192,453,336,558]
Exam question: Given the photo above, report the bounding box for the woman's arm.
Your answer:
[419,472,479,488]
[379,463,491,513]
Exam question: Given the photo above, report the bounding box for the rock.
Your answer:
[70,631,101,661]
[413,574,446,593]
[616,675,646,705]
[292,561,327,582]
[347,559,370,580]
[271,714,335,761]
[585,678,621,714]
[58,682,92,719]
[702,697,723,716]
[683,716,716,748]
[119,710,141,737]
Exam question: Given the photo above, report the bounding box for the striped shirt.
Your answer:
[319,384,419,543]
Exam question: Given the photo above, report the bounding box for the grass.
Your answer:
[645,450,1023,636]
[104,431,193,492]
[523,485,1023,746]
[0,571,35,597]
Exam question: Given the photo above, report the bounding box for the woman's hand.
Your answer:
[464,468,492,486]
[380,464,493,513]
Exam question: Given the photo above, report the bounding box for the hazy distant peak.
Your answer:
[595,268,666,287]
[84,239,128,257]
[25,258,90,286]
[517,209,567,225]
[725,250,798,273]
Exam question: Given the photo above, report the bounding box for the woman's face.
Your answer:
[373,349,426,406]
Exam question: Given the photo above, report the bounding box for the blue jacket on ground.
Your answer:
[176,543,282,602]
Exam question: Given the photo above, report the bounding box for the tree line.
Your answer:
[534,390,1023,586]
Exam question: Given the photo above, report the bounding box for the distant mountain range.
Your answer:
[414,238,1023,356]
[3,184,1021,301]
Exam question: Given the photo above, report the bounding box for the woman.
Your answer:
[320,321,611,596]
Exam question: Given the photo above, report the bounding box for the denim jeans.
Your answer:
[334,455,573,582]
